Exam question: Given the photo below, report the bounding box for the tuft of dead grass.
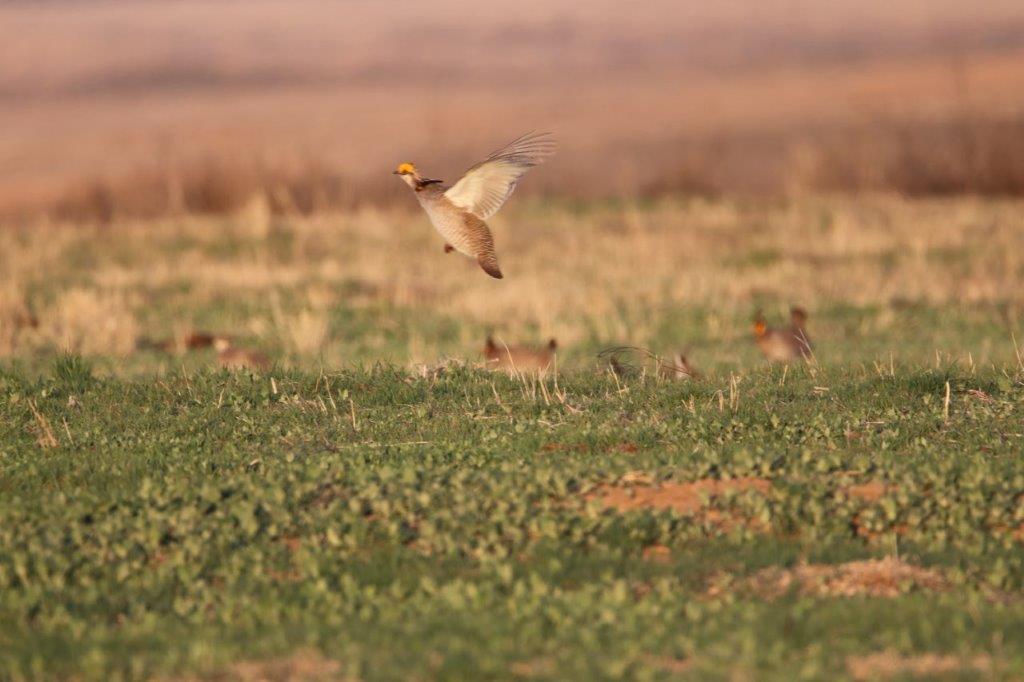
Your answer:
[0,282,38,357]
[40,287,139,357]
[27,399,59,449]
[281,309,330,357]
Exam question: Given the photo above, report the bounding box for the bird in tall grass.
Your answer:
[658,351,700,380]
[393,132,555,279]
[753,307,813,362]
[214,337,271,372]
[483,334,557,373]
[136,330,231,354]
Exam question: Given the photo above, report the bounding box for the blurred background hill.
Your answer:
[2,0,1024,222]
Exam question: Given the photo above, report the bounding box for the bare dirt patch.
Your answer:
[588,477,771,516]
[710,557,948,599]
[208,650,349,681]
[540,442,588,454]
[642,655,692,674]
[510,657,556,678]
[641,544,672,563]
[846,651,992,680]
[842,480,907,539]
[845,480,894,503]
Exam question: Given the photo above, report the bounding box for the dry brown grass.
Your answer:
[270,289,333,358]
[2,0,1024,222]
[42,287,140,357]
[0,195,1021,368]
[0,282,38,357]
[27,399,60,449]
[21,115,1024,225]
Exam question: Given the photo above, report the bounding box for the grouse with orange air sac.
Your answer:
[393,132,555,279]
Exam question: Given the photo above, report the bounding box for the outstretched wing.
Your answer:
[444,132,555,220]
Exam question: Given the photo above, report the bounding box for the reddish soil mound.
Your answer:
[589,477,771,515]
[225,651,348,681]
[711,557,948,599]
[845,480,894,503]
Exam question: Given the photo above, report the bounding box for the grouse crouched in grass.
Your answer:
[483,335,557,373]
[753,307,813,362]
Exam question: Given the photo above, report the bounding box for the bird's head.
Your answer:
[790,307,808,328]
[393,162,420,187]
[753,313,768,338]
[393,161,443,190]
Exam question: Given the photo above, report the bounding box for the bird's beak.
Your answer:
[392,170,400,175]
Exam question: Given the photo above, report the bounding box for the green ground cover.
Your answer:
[1,359,1022,680]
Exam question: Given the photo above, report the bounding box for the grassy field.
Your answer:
[2,360,1023,679]
[1,198,1023,679]
[3,196,1024,372]
[5,3,1024,678]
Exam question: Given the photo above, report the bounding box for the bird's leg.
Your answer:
[444,243,455,253]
